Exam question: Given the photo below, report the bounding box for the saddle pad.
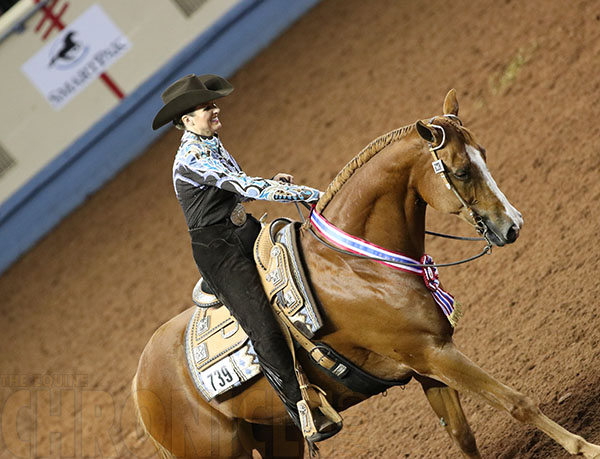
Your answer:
[184,306,260,401]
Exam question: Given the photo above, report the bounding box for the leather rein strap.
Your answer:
[296,201,491,268]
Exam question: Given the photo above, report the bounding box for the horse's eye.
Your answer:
[454,169,470,181]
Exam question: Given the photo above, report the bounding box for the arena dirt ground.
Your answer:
[2,0,600,457]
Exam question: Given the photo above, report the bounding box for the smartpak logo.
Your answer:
[22,4,131,110]
[48,31,89,69]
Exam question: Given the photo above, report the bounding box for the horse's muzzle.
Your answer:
[483,218,522,247]
[506,224,520,244]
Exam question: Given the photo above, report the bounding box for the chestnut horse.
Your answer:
[132,90,600,458]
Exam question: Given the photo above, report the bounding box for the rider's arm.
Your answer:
[180,144,321,203]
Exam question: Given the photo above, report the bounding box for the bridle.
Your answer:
[298,114,494,269]
[426,115,494,246]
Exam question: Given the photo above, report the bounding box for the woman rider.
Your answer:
[152,74,336,442]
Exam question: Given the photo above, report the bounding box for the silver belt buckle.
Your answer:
[230,203,247,226]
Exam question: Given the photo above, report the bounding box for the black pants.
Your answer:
[190,216,302,411]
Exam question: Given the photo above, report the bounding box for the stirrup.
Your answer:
[297,401,342,443]
[297,385,343,443]
[265,289,343,442]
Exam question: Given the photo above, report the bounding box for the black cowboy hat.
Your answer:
[152,74,234,130]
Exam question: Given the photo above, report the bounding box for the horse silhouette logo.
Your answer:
[48,31,88,69]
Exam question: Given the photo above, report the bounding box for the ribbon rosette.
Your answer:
[419,254,461,327]
[421,255,440,292]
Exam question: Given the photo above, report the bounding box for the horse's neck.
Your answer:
[320,137,427,259]
[298,135,436,404]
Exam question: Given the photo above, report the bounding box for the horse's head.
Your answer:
[415,90,523,247]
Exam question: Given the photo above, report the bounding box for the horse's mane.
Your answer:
[315,124,414,213]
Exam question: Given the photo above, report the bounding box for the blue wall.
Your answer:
[0,0,321,275]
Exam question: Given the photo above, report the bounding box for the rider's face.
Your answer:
[183,102,221,136]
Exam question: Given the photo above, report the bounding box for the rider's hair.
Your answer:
[172,107,198,130]
[172,117,185,130]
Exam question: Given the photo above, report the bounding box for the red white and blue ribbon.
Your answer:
[421,254,459,324]
[310,208,461,326]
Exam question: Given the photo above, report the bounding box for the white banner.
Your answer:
[21,3,131,110]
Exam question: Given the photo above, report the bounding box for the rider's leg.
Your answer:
[190,218,304,428]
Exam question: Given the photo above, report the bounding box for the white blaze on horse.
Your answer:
[132,90,600,458]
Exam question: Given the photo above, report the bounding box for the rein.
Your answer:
[296,203,492,269]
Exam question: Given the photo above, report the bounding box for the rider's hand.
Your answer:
[272,173,295,184]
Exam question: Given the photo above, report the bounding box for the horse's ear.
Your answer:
[443,88,459,116]
[416,120,436,143]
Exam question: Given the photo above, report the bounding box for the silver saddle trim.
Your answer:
[275,221,324,335]
[184,307,261,401]
[192,277,221,308]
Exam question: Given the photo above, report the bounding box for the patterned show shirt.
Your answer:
[173,131,321,229]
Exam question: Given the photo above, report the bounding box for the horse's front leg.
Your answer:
[415,374,481,458]
[419,342,600,458]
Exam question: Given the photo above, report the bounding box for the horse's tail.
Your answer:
[131,372,176,459]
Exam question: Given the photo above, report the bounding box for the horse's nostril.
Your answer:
[506,225,520,243]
